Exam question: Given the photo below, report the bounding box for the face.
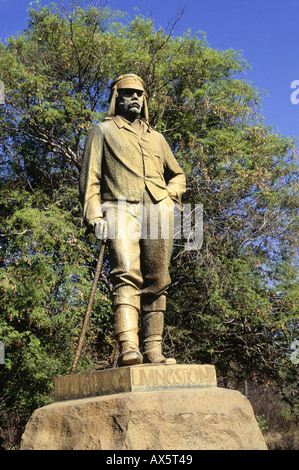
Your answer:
[117,88,144,120]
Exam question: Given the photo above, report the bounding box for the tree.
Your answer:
[0,1,298,447]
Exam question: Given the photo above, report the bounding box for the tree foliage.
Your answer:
[0,1,298,447]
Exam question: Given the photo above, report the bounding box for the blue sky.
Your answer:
[1,0,298,143]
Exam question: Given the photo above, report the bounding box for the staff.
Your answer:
[70,239,106,374]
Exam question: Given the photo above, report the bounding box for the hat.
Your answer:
[106,73,149,122]
[110,73,146,93]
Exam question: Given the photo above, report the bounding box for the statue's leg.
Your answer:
[140,194,176,364]
[142,310,176,364]
[114,304,143,366]
[106,200,143,366]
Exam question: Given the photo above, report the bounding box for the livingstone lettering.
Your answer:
[131,365,214,388]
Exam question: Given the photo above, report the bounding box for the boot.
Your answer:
[114,305,143,367]
[142,311,176,364]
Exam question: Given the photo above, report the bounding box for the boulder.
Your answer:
[20,385,267,450]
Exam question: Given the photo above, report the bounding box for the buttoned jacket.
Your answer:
[79,115,186,226]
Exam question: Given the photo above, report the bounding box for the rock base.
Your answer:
[20,386,267,450]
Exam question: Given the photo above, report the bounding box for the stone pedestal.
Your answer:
[20,364,267,450]
[54,363,217,401]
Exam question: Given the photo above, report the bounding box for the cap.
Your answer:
[109,74,146,95]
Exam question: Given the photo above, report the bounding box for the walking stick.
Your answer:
[70,239,106,374]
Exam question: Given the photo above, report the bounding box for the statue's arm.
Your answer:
[79,124,104,229]
[160,135,186,203]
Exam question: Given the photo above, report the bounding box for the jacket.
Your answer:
[79,115,186,226]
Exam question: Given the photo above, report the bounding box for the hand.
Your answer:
[95,218,108,241]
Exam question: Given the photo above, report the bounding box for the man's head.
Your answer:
[106,73,149,122]
[117,88,144,121]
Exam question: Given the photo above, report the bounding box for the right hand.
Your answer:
[94,218,108,241]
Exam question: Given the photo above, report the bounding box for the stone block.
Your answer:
[54,364,217,401]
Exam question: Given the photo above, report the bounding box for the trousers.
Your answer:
[102,191,174,313]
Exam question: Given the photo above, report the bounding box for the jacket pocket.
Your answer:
[153,154,164,174]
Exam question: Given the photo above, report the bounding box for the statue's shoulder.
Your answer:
[88,119,114,137]
[148,126,167,143]
[102,117,115,126]
[92,118,113,130]
[149,127,162,137]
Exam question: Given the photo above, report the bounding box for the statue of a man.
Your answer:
[80,74,186,367]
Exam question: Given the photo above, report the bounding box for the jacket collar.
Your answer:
[111,115,152,134]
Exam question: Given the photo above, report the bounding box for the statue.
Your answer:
[79,74,186,367]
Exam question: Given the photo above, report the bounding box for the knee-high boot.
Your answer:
[142,311,176,364]
[114,305,143,366]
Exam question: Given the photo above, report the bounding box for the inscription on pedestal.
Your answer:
[131,364,216,391]
[55,364,217,402]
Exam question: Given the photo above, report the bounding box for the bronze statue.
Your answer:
[80,74,186,367]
